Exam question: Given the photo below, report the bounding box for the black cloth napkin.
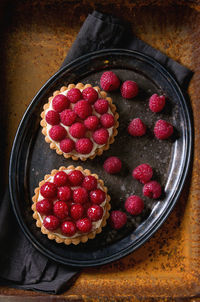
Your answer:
[0,10,193,294]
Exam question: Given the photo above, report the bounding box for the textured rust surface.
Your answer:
[1,0,200,300]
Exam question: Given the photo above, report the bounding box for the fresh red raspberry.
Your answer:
[128,118,146,137]
[87,205,103,221]
[82,87,98,104]
[94,99,109,114]
[149,94,166,113]
[100,113,114,128]
[154,119,173,139]
[43,215,60,230]
[121,80,138,99]
[40,182,57,198]
[90,189,105,205]
[60,138,75,153]
[69,122,86,139]
[45,110,60,125]
[68,170,84,186]
[92,128,109,145]
[82,175,97,191]
[132,163,153,184]
[61,220,76,236]
[125,195,144,215]
[84,115,99,131]
[67,88,82,103]
[73,187,88,204]
[60,109,77,126]
[54,171,68,187]
[52,94,70,112]
[143,181,162,199]
[76,217,92,233]
[109,210,127,229]
[53,201,69,220]
[36,199,53,215]
[75,138,93,154]
[74,100,92,119]
[100,71,120,91]
[49,125,66,141]
[103,156,122,174]
[57,186,72,201]
[70,204,84,220]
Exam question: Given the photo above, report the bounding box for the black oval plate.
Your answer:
[9,49,192,267]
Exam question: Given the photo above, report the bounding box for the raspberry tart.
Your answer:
[32,165,111,245]
[40,83,119,161]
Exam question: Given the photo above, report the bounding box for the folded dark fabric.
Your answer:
[0,10,193,294]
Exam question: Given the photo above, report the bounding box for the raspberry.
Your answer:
[90,189,105,205]
[121,80,138,99]
[73,187,88,204]
[87,205,103,221]
[60,109,77,126]
[36,199,53,215]
[92,128,109,145]
[61,220,76,236]
[49,125,66,141]
[100,113,114,128]
[69,122,86,138]
[94,99,109,114]
[74,100,92,119]
[154,120,173,140]
[68,170,84,186]
[76,217,92,233]
[143,181,162,199]
[103,156,122,174]
[82,175,97,191]
[54,171,69,187]
[109,210,127,229]
[67,88,82,104]
[40,182,57,199]
[53,201,69,220]
[57,186,72,201]
[82,87,98,104]
[43,215,60,230]
[52,94,70,112]
[70,204,84,220]
[100,71,120,91]
[128,118,146,137]
[75,138,93,154]
[84,115,99,131]
[132,163,153,184]
[125,195,144,215]
[149,94,166,113]
[60,138,75,153]
[45,110,60,125]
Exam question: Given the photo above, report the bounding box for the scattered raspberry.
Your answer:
[57,186,72,201]
[94,99,109,114]
[67,88,82,103]
[70,204,84,220]
[121,80,138,99]
[100,71,120,91]
[128,118,146,137]
[69,122,86,139]
[76,217,92,233]
[92,128,109,145]
[82,87,98,104]
[90,189,105,205]
[82,175,97,191]
[143,181,162,199]
[36,199,53,215]
[109,210,127,229]
[45,110,60,125]
[100,113,114,128]
[84,115,99,131]
[49,125,66,141]
[60,138,75,153]
[87,205,103,221]
[74,100,92,119]
[43,215,60,231]
[53,201,69,220]
[154,119,173,140]
[75,138,93,154]
[60,109,77,126]
[61,220,76,236]
[52,94,70,112]
[73,187,88,204]
[40,182,57,199]
[68,170,84,186]
[103,156,122,174]
[132,163,153,184]
[54,171,68,187]
[125,195,144,215]
[149,94,166,113]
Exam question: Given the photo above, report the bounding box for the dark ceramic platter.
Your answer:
[9,49,192,267]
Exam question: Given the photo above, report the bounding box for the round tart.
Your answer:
[40,83,119,161]
[32,165,111,245]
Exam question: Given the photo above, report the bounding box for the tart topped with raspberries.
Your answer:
[32,165,111,245]
[40,83,119,161]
